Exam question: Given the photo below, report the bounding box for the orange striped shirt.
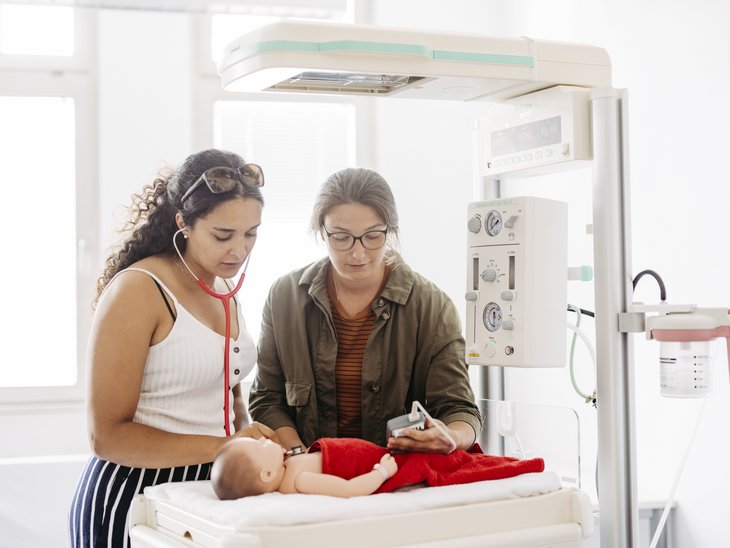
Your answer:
[331,307,374,437]
[327,268,390,438]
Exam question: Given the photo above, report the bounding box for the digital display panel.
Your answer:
[491,115,562,156]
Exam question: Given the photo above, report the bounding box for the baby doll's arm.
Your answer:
[294,454,398,498]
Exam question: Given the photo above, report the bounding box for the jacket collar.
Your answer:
[298,254,415,306]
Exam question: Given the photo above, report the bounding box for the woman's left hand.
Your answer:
[233,421,281,444]
[386,418,459,455]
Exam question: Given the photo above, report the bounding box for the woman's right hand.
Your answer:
[233,421,279,443]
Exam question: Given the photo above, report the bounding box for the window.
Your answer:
[0,5,96,400]
[0,96,77,387]
[213,99,356,345]
[0,4,74,55]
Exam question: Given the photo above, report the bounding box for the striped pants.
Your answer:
[68,456,212,548]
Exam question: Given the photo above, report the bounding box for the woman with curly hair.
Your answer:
[69,149,276,548]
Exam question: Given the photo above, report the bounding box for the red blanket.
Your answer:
[308,438,544,494]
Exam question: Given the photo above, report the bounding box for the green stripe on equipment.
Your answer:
[435,50,533,66]
[253,40,319,53]
[320,40,433,57]
[235,39,534,67]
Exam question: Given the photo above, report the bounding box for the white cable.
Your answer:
[648,397,708,548]
[411,401,457,453]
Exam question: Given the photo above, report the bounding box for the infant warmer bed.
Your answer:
[130,400,592,547]
[129,471,593,547]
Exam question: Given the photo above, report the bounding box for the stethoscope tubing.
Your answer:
[173,228,250,436]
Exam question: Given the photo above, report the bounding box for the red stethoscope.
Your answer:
[173,228,250,436]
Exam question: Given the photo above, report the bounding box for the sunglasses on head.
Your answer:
[180,163,265,204]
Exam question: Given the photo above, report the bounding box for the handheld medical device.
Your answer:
[386,412,425,439]
[466,196,568,367]
[386,401,457,453]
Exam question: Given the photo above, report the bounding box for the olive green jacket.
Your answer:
[249,256,482,446]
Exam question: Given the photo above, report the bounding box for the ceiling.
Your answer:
[0,0,347,15]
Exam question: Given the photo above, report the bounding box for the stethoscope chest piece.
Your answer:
[285,445,305,457]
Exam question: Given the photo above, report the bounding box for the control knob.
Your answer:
[467,215,482,234]
[480,268,497,283]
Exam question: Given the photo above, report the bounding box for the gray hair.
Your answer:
[310,168,400,246]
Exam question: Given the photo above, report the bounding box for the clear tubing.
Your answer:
[567,314,597,400]
[648,397,707,548]
[568,306,588,399]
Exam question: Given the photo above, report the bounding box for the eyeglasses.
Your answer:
[180,164,264,204]
[323,227,388,251]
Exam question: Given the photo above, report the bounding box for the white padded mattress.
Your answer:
[142,471,562,529]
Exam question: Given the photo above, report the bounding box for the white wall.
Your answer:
[371,1,730,547]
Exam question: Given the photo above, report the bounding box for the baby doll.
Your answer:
[212,437,544,501]
[211,437,398,500]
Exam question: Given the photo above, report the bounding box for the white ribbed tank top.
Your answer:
[102,268,257,436]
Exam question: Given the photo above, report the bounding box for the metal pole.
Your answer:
[475,177,505,455]
[591,87,639,547]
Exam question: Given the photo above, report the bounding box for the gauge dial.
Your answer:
[485,210,503,236]
[483,302,503,332]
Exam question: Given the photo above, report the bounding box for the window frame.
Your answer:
[0,7,98,404]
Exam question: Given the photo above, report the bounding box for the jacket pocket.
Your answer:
[285,382,311,407]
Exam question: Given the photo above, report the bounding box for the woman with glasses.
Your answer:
[69,149,277,548]
[250,167,481,456]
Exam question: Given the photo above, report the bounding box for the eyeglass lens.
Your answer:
[239,164,264,188]
[329,230,387,251]
[204,164,264,194]
[204,167,239,193]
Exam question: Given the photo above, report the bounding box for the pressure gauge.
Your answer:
[485,210,503,236]
[483,302,503,332]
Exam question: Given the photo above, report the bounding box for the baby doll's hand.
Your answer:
[380,453,398,477]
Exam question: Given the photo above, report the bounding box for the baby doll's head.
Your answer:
[211,437,286,500]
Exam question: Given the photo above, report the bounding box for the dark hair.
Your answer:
[211,443,266,500]
[310,167,400,247]
[95,149,264,304]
